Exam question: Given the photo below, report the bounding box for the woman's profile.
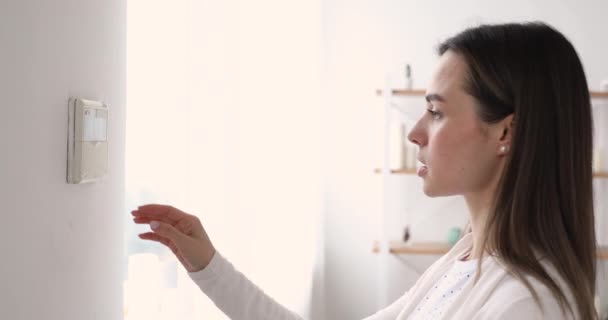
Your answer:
[131,21,599,320]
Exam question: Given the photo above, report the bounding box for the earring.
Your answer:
[499,145,508,154]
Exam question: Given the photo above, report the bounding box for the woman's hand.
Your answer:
[131,204,216,272]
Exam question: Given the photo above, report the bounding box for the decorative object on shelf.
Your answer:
[405,140,417,171]
[447,227,462,246]
[389,113,416,171]
[404,63,413,90]
[389,118,409,169]
[403,225,411,243]
[400,123,408,169]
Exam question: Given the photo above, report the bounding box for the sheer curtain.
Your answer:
[123,0,324,319]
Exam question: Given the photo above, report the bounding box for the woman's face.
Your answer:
[407,51,506,197]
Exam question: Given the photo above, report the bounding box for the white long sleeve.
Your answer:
[188,250,408,320]
[361,292,410,320]
[188,233,577,320]
[188,250,304,320]
[490,295,574,320]
[492,297,547,320]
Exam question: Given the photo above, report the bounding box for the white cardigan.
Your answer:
[188,232,577,319]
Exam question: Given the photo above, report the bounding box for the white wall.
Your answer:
[0,1,125,319]
[322,0,608,318]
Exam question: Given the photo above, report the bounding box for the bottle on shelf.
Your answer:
[400,124,409,169]
[390,63,415,171]
[406,141,417,170]
[403,225,411,243]
[389,116,408,170]
[389,116,416,171]
[404,63,413,90]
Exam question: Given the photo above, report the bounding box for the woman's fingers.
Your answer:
[138,232,179,254]
[132,216,176,230]
[138,232,176,249]
[139,231,163,240]
[132,205,214,272]
[149,220,188,244]
[132,216,152,224]
[137,204,172,212]
[133,216,197,239]
[132,204,186,224]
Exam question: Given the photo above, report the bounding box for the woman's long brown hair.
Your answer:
[440,22,598,320]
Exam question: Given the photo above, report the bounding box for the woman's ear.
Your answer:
[496,114,514,156]
[499,114,514,144]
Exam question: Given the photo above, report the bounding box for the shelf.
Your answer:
[372,240,452,255]
[375,89,427,96]
[372,241,608,260]
[373,168,608,179]
[375,89,608,99]
[374,168,417,175]
[593,172,608,178]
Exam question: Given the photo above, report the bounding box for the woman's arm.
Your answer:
[132,204,405,319]
[188,250,304,320]
[491,296,574,320]
[361,292,410,320]
[132,204,303,320]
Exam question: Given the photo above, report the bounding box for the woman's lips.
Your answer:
[416,159,428,177]
[417,165,428,177]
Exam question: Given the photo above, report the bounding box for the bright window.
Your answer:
[124,0,322,319]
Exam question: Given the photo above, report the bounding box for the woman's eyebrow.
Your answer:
[425,93,446,103]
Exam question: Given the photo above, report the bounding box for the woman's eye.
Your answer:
[427,109,441,120]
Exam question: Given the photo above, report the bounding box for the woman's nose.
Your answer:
[407,122,425,146]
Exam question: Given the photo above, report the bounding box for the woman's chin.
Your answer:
[423,183,459,198]
[422,181,435,197]
[422,180,446,197]
[423,187,439,197]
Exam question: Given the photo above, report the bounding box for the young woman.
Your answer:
[132,21,599,319]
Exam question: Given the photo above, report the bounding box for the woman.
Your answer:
[131,21,599,319]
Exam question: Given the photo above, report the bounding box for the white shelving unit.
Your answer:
[375,74,425,309]
[374,75,393,309]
